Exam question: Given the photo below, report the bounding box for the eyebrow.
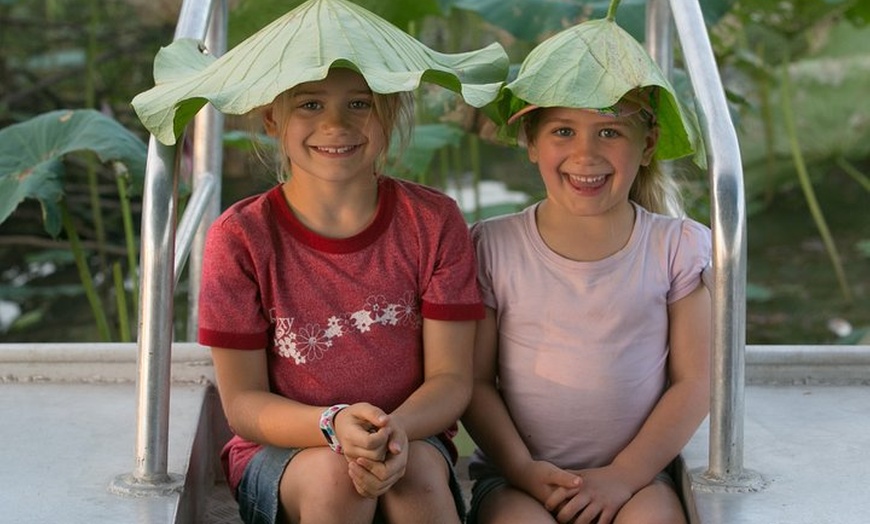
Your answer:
[542,116,636,127]
[292,88,373,97]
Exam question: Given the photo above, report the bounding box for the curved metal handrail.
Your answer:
[112,0,227,495]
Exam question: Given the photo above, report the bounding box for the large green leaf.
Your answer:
[492,17,701,162]
[389,123,465,179]
[229,0,447,47]
[0,109,147,237]
[132,0,509,146]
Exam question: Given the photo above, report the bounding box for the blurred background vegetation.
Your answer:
[0,0,867,345]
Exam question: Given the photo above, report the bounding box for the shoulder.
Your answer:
[470,206,529,244]
[206,186,282,251]
[638,206,710,249]
[387,178,471,237]
[213,186,280,230]
[389,177,459,209]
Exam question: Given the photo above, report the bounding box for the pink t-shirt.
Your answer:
[471,202,711,472]
[199,176,484,493]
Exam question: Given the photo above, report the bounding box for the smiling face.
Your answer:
[264,68,391,185]
[526,105,659,219]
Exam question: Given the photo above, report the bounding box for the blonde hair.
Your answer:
[631,159,684,217]
[522,88,684,218]
[262,76,415,182]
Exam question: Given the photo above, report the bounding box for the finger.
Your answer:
[544,487,580,512]
[555,502,581,524]
[547,468,583,490]
[566,501,600,524]
[593,507,616,524]
[350,403,390,430]
[347,462,386,498]
[354,456,385,477]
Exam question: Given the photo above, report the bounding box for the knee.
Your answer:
[280,448,375,522]
[614,483,687,524]
[388,440,450,496]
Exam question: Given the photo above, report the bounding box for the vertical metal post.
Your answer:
[667,0,758,489]
[645,0,678,198]
[110,138,184,495]
[187,0,227,341]
[110,0,221,496]
[645,0,673,79]
[133,137,182,484]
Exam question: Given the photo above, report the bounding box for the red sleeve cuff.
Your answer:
[421,301,485,321]
[198,328,267,350]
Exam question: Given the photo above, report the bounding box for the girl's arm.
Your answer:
[345,317,476,497]
[211,347,324,448]
[461,309,581,498]
[605,280,712,490]
[553,282,711,522]
[211,346,389,453]
[388,318,476,440]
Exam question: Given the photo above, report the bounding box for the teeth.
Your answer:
[569,174,605,184]
[319,145,355,154]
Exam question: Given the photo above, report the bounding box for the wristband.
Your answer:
[319,404,350,453]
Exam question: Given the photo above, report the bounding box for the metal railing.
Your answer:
[110,0,227,496]
[648,0,759,490]
[116,0,755,496]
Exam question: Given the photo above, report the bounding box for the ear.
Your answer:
[262,106,278,137]
[640,126,660,166]
[527,141,539,164]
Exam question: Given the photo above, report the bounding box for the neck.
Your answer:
[536,200,636,261]
[282,176,380,238]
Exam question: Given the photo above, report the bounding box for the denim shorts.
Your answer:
[236,435,466,524]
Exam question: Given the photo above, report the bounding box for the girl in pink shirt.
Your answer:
[462,16,712,524]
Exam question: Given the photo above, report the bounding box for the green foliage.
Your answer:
[0,109,146,236]
[711,0,869,302]
[388,123,465,180]
[0,0,866,343]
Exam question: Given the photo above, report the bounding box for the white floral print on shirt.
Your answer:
[270,291,420,365]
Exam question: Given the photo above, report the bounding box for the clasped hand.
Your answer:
[515,461,633,524]
[332,402,408,498]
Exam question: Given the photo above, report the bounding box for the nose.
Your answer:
[566,132,597,163]
[320,107,350,132]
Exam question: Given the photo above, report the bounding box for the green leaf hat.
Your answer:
[132,0,509,146]
[491,17,702,163]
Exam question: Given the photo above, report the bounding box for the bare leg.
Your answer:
[474,484,556,524]
[279,447,377,524]
[378,440,461,524]
[614,479,687,524]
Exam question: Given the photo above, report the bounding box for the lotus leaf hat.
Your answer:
[132,0,509,146]
[491,16,702,162]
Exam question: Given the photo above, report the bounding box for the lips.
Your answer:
[313,145,360,155]
[567,173,608,190]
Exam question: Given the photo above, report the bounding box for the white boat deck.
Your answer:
[2,343,868,523]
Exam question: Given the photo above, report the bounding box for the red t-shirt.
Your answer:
[198,176,484,493]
